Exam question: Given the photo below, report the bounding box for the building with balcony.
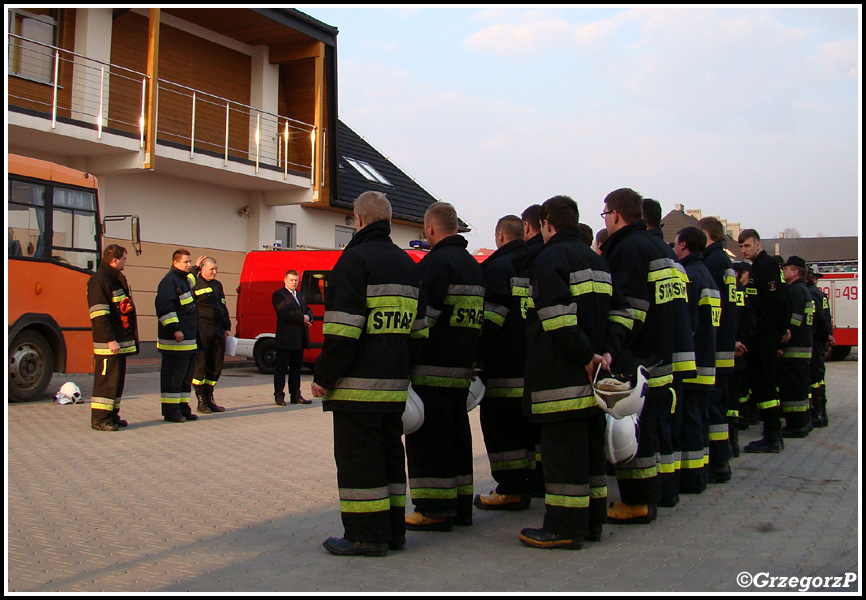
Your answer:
[7,8,443,348]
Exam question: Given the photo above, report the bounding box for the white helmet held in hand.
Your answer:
[593,365,648,419]
[467,376,485,412]
[605,413,640,465]
[403,384,425,435]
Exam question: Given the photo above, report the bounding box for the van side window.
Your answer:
[301,270,329,305]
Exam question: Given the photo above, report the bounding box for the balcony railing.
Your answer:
[7,33,316,181]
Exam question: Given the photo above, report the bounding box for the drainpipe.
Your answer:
[143,8,160,170]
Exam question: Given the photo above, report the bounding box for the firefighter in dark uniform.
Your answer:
[474,215,532,511]
[806,269,832,428]
[405,202,485,532]
[87,244,139,431]
[778,256,815,438]
[673,227,721,492]
[697,217,738,480]
[191,256,230,414]
[738,230,791,453]
[312,191,427,557]
[519,196,631,549]
[517,204,546,497]
[732,262,756,439]
[155,248,200,423]
[644,199,696,507]
[601,188,678,524]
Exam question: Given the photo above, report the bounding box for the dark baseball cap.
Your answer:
[782,255,807,269]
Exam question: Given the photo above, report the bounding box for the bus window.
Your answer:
[8,180,46,258]
[301,270,329,305]
[52,187,98,270]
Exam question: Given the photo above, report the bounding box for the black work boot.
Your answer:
[744,427,783,453]
[275,391,287,406]
[179,402,199,421]
[195,388,211,414]
[728,418,740,457]
[206,390,225,413]
[111,407,128,427]
[92,408,119,431]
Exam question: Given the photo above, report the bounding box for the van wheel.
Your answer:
[828,345,851,361]
[9,330,54,402]
[254,338,277,374]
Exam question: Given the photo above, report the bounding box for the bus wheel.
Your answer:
[8,330,54,402]
[254,338,277,374]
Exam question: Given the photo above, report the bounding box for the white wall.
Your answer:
[273,204,423,249]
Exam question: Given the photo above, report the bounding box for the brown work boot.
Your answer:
[473,491,530,511]
[405,511,453,532]
[606,501,657,524]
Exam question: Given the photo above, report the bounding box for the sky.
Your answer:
[304,5,861,251]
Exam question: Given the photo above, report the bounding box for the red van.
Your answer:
[235,249,428,373]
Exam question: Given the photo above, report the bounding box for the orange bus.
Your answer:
[7,154,140,402]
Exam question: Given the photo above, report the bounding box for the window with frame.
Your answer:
[8,178,99,271]
[343,157,392,186]
[335,225,354,249]
[8,8,59,84]
[301,270,329,305]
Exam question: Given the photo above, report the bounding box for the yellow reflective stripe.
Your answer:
[541,314,578,331]
[90,400,114,411]
[546,493,589,508]
[569,281,612,297]
[617,466,658,479]
[340,498,391,513]
[757,399,780,410]
[90,309,111,319]
[590,486,607,499]
[322,323,363,338]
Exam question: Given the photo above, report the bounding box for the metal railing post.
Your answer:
[190,91,196,158]
[97,66,105,139]
[255,112,261,174]
[51,50,60,129]
[139,77,147,149]
[224,102,230,166]
[284,121,289,180]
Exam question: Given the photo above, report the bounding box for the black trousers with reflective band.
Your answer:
[657,383,681,501]
[92,355,127,410]
[615,386,662,506]
[333,411,405,544]
[160,352,196,417]
[405,385,473,520]
[540,412,606,537]
[194,328,226,392]
[779,360,811,429]
[479,397,532,496]
[748,339,782,431]
[679,387,711,494]
[709,373,732,464]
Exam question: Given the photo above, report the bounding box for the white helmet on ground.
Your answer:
[605,413,640,465]
[403,384,425,435]
[54,382,83,404]
[592,365,648,419]
[467,376,485,412]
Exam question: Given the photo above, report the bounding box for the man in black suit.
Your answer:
[273,269,314,405]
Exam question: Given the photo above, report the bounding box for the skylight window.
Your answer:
[344,157,391,186]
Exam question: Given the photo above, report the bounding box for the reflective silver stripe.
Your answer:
[412,316,429,331]
[93,340,136,350]
[625,296,651,313]
[486,377,524,389]
[531,384,594,403]
[89,303,110,313]
[389,483,406,496]
[159,311,178,325]
[333,377,409,391]
[537,303,576,321]
[426,306,442,320]
[484,301,509,319]
[680,450,704,462]
[367,283,419,299]
[409,477,456,488]
[179,292,193,305]
[569,268,612,286]
[447,284,485,296]
[673,352,696,363]
[412,365,475,379]
[339,487,390,501]
[488,449,530,462]
[546,483,590,496]
[456,474,473,487]
[618,455,658,470]
[589,475,606,487]
[324,311,367,328]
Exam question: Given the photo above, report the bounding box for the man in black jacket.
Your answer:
[738,229,791,453]
[474,215,532,511]
[87,244,138,431]
[191,256,231,413]
[273,269,314,405]
[312,191,427,557]
[806,269,833,427]
[405,202,485,532]
[156,249,200,423]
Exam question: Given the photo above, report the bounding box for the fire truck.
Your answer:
[809,260,859,361]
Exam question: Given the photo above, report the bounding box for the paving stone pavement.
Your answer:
[6,357,861,593]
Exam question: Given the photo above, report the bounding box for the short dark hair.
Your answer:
[172,248,190,264]
[676,226,707,253]
[496,215,524,242]
[284,269,299,279]
[642,198,663,229]
[103,244,127,263]
[604,188,643,223]
[697,216,724,242]
[540,195,579,232]
[595,228,609,249]
[576,223,593,246]
[425,202,458,234]
[521,204,542,232]
[738,228,760,244]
